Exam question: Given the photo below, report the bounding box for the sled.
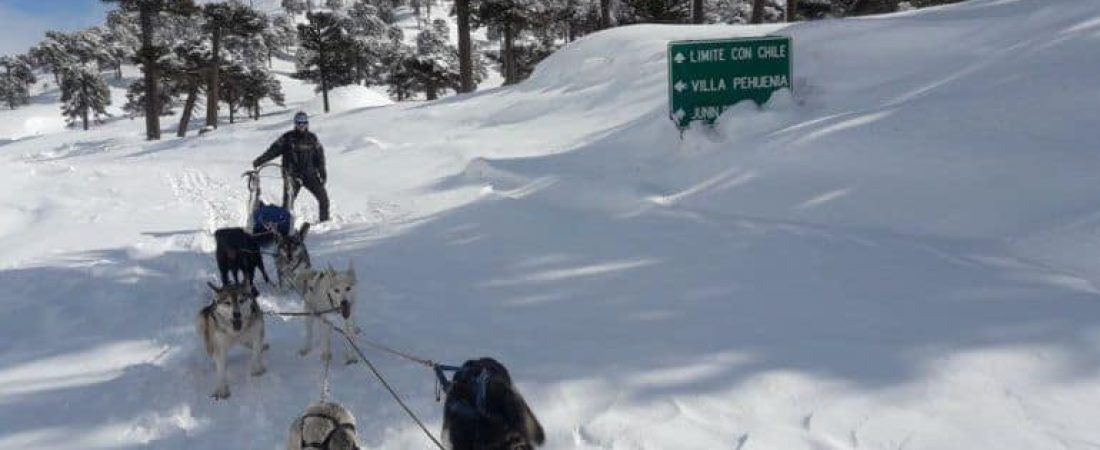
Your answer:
[243,163,294,247]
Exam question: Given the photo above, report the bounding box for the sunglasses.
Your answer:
[295,121,308,126]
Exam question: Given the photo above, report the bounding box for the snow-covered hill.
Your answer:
[3,0,1100,449]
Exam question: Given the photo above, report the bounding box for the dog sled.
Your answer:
[243,163,294,247]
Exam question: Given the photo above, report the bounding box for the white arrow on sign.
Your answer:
[674,81,687,93]
[674,53,686,64]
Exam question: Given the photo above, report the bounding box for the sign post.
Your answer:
[668,36,792,129]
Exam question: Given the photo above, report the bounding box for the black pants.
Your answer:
[284,172,330,222]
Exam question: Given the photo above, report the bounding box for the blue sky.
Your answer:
[0,0,111,56]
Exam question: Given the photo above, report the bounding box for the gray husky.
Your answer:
[286,402,361,450]
[274,222,312,290]
[196,282,267,399]
[292,262,358,364]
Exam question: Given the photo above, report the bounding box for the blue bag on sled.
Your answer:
[252,204,293,245]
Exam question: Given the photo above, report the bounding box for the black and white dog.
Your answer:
[214,227,271,287]
[437,358,545,450]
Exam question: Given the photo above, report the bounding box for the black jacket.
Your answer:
[254,130,326,181]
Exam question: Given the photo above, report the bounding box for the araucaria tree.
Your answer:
[294,12,357,113]
[202,1,266,129]
[472,0,543,85]
[61,65,112,130]
[101,0,196,140]
[0,56,37,109]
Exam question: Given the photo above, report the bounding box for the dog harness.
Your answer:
[298,411,359,450]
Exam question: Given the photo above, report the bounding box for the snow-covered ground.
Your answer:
[4,0,1100,449]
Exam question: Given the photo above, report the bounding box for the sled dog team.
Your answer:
[197,225,543,449]
[196,113,543,449]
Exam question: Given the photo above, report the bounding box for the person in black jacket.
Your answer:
[254,111,330,222]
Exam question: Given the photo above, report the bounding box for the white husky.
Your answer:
[293,262,359,364]
[195,282,267,399]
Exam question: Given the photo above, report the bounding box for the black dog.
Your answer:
[214,227,271,288]
[437,358,545,450]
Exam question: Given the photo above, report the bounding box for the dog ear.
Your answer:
[207,282,222,293]
[299,222,310,239]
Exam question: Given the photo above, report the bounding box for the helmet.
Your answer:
[293,111,308,125]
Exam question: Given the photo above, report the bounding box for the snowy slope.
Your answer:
[4,0,1100,449]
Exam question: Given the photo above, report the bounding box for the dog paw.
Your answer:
[212,386,231,400]
[251,366,267,377]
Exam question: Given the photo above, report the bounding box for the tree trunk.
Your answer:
[177,87,198,137]
[692,0,703,23]
[229,100,235,124]
[320,49,330,113]
[116,62,123,79]
[81,81,89,130]
[426,80,437,100]
[503,24,515,85]
[456,0,473,93]
[848,0,898,15]
[787,0,797,21]
[750,0,765,23]
[139,5,161,140]
[600,0,612,29]
[206,26,222,129]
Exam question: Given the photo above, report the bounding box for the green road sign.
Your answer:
[668,36,792,129]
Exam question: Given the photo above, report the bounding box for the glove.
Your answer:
[252,159,261,168]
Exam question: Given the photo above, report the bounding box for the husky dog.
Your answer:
[293,262,358,364]
[439,358,545,450]
[287,402,361,450]
[196,282,267,399]
[274,222,312,290]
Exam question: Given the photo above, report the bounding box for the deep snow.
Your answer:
[3,0,1100,449]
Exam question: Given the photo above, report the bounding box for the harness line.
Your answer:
[317,315,447,450]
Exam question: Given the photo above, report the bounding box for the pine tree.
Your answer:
[61,64,112,130]
[283,0,307,15]
[347,2,404,85]
[294,11,358,113]
[472,0,544,85]
[265,14,299,62]
[239,66,286,120]
[101,0,197,140]
[385,44,417,101]
[202,1,266,129]
[0,56,36,109]
[619,0,691,23]
[164,39,210,136]
[412,19,459,100]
